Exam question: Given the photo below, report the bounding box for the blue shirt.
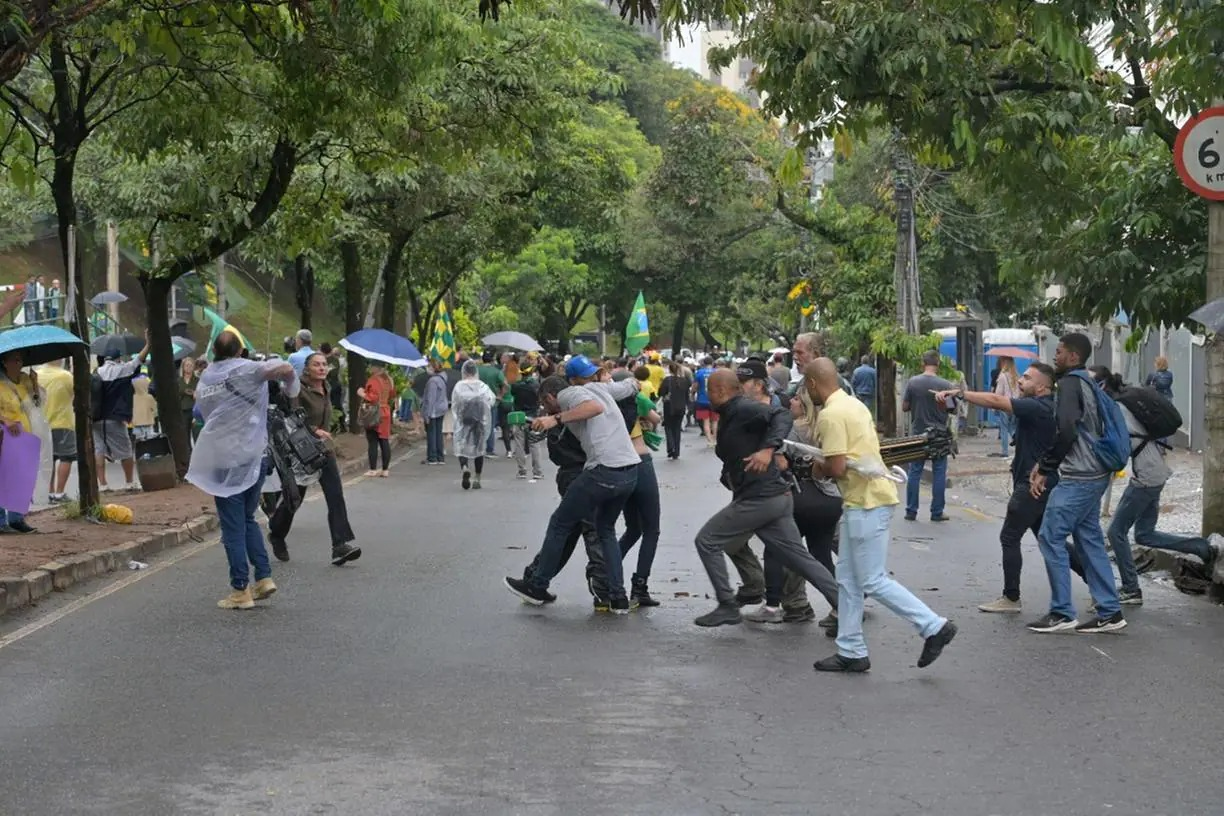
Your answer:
[287,346,314,379]
[693,367,713,407]
[851,364,876,397]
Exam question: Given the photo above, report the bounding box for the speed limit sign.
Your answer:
[1174,106,1224,201]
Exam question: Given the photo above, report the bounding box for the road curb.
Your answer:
[0,431,420,619]
[0,514,220,617]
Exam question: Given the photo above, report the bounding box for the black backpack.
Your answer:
[1115,385,1182,457]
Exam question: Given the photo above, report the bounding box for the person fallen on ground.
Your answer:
[265,351,361,567]
[503,356,641,612]
[1091,366,1224,602]
[901,350,954,522]
[0,349,43,533]
[806,358,956,673]
[1026,333,1126,634]
[39,357,76,504]
[935,362,1088,614]
[93,334,150,492]
[358,361,396,478]
[690,369,839,630]
[186,331,296,609]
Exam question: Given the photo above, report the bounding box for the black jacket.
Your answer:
[715,395,793,500]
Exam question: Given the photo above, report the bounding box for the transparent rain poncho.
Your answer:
[449,377,495,460]
[186,359,287,497]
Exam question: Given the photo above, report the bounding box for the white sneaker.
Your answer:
[98,484,112,493]
[743,603,784,624]
[123,482,140,491]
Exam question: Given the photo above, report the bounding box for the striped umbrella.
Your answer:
[430,300,457,369]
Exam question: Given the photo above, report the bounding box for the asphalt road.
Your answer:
[2,429,1224,815]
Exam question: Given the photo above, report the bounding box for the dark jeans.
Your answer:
[1108,482,1214,591]
[526,464,638,599]
[906,456,948,517]
[618,454,661,580]
[425,417,445,462]
[663,411,684,458]
[769,486,842,607]
[268,455,355,549]
[524,467,608,597]
[215,473,270,590]
[1000,480,1085,601]
[366,430,390,470]
[459,455,484,475]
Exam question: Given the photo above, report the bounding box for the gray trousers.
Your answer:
[695,492,839,606]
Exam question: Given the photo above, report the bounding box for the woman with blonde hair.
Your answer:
[993,357,1019,457]
[1145,356,1173,401]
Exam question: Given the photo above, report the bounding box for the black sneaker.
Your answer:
[695,602,742,627]
[1075,612,1127,633]
[8,520,36,534]
[461,470,471,490]
[904,513,917,521]
[930,514,951,522]
[1026,612,1078,633]
[592,595,611,612]
[330,543,362,566]
[782,606,816,623]
[734,589,764,607]
[630,576,661,607]
[817,613,838,629]
[610,597,631,615]
[813,654,870,673]
[503,576,551,605]
[917,621,957,668]
[270,537,290,563]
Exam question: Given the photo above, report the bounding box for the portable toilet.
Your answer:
[936,327,957,364]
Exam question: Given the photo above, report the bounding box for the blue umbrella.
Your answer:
[339,328,427,368]
[0,325,87,367]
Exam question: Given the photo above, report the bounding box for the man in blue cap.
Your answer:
[503,355,641,613]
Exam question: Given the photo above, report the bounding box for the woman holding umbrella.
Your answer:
[0,349,41,533]
[358,362,396,478]
[450,360,496,490]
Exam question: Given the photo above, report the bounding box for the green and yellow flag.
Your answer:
[202,306,251,359]
[624,291,650,356]
[430,299,457,368]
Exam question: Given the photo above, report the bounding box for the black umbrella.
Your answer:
[1189,297,1224,334]
[91,333,145,357]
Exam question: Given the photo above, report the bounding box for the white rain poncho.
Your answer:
[449,376,495,459]
[187,358,287,497]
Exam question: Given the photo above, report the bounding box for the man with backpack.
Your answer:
[1091,367,1223,599]
[1027,333,1130,634]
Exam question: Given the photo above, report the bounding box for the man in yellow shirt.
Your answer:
[644,351,666,394]
[0,348,39,533]
[38,359,75,502]
[807,358,956,673]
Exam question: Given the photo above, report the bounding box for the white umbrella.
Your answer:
[768,346,790,355]
[482,331,543,352]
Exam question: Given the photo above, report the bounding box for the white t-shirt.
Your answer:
[558,380,640,469]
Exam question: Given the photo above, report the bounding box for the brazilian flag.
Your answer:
[430,299,456,368]
[202,306,252,359]
[624,291,650,356]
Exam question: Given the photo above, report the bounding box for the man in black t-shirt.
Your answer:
[936,361,1083,613]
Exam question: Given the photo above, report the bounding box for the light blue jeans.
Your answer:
[835,506,946,659]
[1038,476,1119,619]
[997,412,1015,455]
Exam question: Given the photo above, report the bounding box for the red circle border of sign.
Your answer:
[1174,105,1224,201]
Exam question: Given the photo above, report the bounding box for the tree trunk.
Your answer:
[143,276,190,476]
[377,236,409,331]
[293,254,313,331]
[670,307,689,357]
[878,355,897,436]
[341,240,367,434]
[1204,202,1224,540]
[698,322,719,351]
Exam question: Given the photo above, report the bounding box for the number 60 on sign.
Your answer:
[1174,106,1224,201]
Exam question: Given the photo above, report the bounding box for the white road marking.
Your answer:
[1090,645,1115,662]
[0,448,415,652]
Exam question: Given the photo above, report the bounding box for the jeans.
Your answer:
[906,456,948,518]
[1108,482,1214,582]
[663,411,684,458]
[398,399,413,422]
[618,455,661,580]
[1038,476,1119,619]
[998,413,1015,456]
[1,508,24,526]
[523,467,608,598]
[695,492,838,607]
[526,464,638,599]
[836,506,946,659]
[215,473,271,590]
[425,417,445,463]
[267,455,355,549]
[486,406,499,454]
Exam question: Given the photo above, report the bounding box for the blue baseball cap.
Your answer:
[564,354,601,380]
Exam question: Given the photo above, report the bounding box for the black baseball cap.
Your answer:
[736,358,768,382]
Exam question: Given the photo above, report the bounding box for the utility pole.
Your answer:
[105,221,119,326]
[879,136,920,435]
[215,254,226,319]
[1205,201,1223,544]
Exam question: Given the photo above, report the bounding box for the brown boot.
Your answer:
[251,578,278,601]
[217,587,255,610]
